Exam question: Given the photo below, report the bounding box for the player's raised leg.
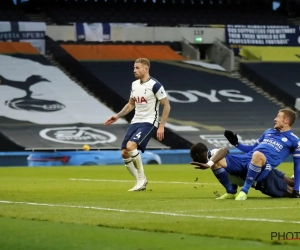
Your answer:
[235,151,266,201]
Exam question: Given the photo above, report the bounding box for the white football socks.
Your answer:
[129,149,145,179]
[123,157,138,181]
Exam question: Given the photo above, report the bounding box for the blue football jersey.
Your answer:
[246,128,300,167]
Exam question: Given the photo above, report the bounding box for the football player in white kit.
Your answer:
[105,58,171,191]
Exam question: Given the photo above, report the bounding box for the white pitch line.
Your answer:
[69,178,218,185]
[176,206,300,213]
[0,200,300,225]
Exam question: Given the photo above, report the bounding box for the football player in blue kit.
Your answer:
[223,108,300,200]
[105,58,171,191]
[189,143,295,199]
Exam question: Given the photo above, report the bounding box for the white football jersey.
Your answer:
[130,77,167,127]
[209,148,220,158]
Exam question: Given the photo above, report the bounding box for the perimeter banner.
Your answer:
[225,24,300,54]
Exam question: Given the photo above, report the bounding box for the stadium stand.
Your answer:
[61,44,184,60]
[25,0,292,26]
[57,41,294,149]
[47,37,193,149]
[57,41,183,55]
[1,0,299,151]
[240,62,300,112]
[0,42,167,151]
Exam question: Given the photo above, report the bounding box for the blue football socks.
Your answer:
[213,168,237,194]
[241,163,262,194]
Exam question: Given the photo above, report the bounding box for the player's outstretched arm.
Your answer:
[224,130,258,153]
[191,147,229,170]
[104,98,135,126]
[211,147,229,163]
[157,97,171,141]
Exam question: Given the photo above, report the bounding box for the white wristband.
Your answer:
[207,160,214,167]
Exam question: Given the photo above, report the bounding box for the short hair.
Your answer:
[190,143,208,163]
[135,58,150,68]
[279,108,297,126]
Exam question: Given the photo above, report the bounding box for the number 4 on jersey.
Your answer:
[134,132,142,139]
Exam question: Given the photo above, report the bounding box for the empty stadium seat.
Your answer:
[170,42,182,52]
[56,40,182,53]
[144,41,154,45]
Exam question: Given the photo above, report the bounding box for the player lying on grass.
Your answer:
[223,108,300,200]
[189,143,295,199]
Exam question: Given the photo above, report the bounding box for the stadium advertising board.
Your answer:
[225,25,300,54]
[0,22,46,54]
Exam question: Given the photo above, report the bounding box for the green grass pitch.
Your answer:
[0,163,300,250]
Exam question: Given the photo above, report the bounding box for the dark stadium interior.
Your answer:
[1,0,300,25]
[0,0,300,152]
[41,0,292,26]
